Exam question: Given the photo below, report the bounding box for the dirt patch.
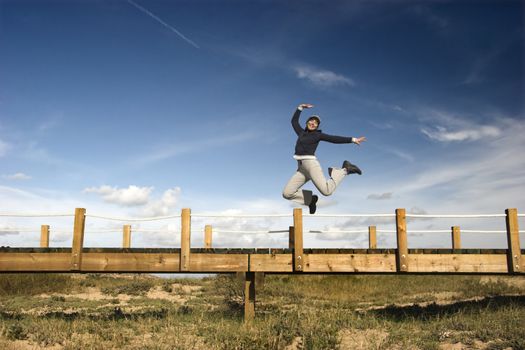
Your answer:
[337,328,388,350]
[171,283,203,294]
[284,336,303,350]
[437,330,513,350]
[39,287,122,301]
[146,285,192,304]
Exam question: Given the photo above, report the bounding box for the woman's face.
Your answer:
[306,119,319,131]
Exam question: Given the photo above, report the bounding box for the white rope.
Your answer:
[214,229,289,234]
[407,229,458,233]
[406,214,506,218]
[305,214,395,218]
[461,230,507,233]
[192,214,290,218]
[376,229,511,234]
[0,213,73,217]
[2,211,514,220]
[86,214,181,222]
[308,230,369,234]
[126,229,179,233]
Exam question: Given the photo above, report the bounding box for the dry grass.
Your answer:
[0,273,524,349]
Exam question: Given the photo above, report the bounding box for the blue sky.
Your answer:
[1,0,524,249]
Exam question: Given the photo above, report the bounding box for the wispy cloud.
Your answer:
[83,185,153,207]
[127,0,200,49]
[136,131,257,165]
[294,65,355,88]
[419,108,502,142]
[0,225,19,236]
[462,39,515,85]
[402,117,525,209]
[367,192,393,200]
[3,173,32,181]
[421,125,501,142]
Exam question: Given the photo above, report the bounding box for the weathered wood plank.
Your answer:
[396,208,408,272]
[244,272,255,321]
[505,208,522,273]
[81,253,180,272]
[180,208,191,271]
[0,253,71,271]
[40,225,50,248]
[204,225,212,248]
[303,254,397,273]
[71,208,86,271]
[293,208,305,272]
[123,225,131,249]
[369,226,377,249]
[407,254,508,273]
[451,226,461,249]
[250,254,293,272]
[189,254,248,272]
[0,252,181,272]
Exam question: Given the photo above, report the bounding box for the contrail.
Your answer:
[127,0,200,49]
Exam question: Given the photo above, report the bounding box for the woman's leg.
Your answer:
[302,159,346,196]
[282,164,312,205]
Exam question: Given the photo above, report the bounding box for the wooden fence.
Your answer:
[0,207,523,320]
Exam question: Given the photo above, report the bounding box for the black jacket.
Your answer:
[292,109,353,156]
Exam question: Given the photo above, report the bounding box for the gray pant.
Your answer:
[282,159,347,205]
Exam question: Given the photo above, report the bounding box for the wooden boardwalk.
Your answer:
[1,207,523,320]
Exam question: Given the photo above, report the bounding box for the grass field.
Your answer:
[1,273,524,349]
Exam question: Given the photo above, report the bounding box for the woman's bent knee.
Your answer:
[282,191,293,200]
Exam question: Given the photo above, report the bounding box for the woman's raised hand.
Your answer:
[298,103,314,109]
[354,136,367,145]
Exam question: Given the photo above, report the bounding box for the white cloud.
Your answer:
[294,65,355,87]
[421,125,501,142]
[3,173,32,181]
[83,185,153,207]
[141,187,181,217]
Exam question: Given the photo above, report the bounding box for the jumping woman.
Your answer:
[282,103,366,214]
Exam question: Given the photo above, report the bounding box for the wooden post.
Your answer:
[368,226,377,249]
[293,208,304,272]
[71,208,86,271]
[40,225,50,248]
[395,208,408,272]
[123,225,131,248]
[451,226,461,250]
[505,208,522,274]
[180,208,191,271]
[204,225,212,248]
[288,226,294,249]
[244,272,256,321]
